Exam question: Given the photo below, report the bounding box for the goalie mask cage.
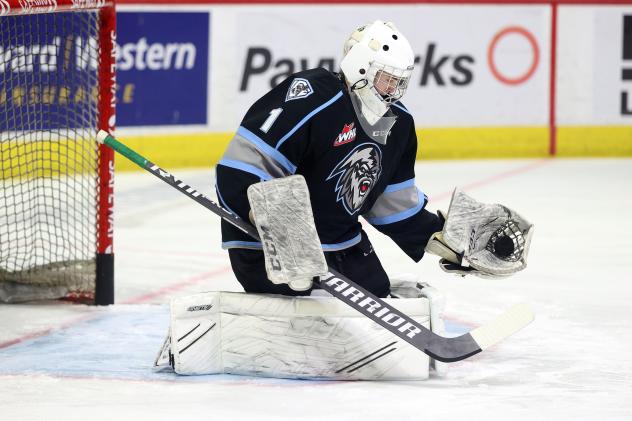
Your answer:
[0,0,115,305]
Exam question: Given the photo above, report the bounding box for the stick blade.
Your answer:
[470,303,534,350]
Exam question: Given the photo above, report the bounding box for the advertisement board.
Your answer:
[106,1,632,165]
[2,1,631,173]
[210,5,550,130]
[0,12,99,131]
[116,11,209,127]
[557,5,632,125]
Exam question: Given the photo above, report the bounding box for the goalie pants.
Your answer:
[228,231,391,297]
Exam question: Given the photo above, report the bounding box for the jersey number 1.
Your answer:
[260,108,283,134]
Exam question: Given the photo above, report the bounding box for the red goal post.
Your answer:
[0,0,115,304]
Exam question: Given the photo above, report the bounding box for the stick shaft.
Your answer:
[101,132,257,239]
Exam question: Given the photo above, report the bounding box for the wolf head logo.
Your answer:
[326,143,383,215]
[285,78,313,102]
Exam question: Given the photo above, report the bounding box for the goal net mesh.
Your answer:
[0,11,102,302]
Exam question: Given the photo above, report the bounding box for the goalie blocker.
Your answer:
[155,278,447,380]
[247,175,328,292]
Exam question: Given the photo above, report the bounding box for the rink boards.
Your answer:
[3,1,631,166]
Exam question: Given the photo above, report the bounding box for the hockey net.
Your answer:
[0,0,115,304]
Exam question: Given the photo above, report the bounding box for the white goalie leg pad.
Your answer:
[247,175,328,291]
[161,289,446,380]
[389,274,448,376]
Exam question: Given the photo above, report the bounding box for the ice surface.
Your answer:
[1,159,631,420]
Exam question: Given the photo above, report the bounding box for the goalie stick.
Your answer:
[97,130,533,363]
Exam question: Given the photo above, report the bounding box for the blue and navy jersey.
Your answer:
[216,68,441,261]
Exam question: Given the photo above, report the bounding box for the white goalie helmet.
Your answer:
[340,20,415,124]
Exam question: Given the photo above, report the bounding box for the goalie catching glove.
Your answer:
[425,189,534,278]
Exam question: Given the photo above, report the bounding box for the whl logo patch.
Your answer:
[333,123,357,147]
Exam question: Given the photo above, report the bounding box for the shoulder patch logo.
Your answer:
[285,78,313,102]
[333,123,357,147]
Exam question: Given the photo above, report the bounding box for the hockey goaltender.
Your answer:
[150,20,534,380]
